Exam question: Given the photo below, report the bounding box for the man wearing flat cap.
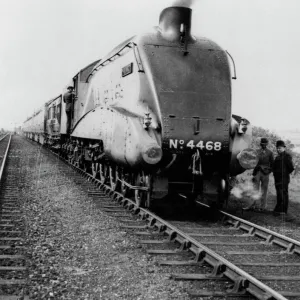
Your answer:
[273,140,294,215]
[63,86,75,135]
[252,137,274,211]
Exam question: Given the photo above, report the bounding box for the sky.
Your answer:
[0,0,300,131]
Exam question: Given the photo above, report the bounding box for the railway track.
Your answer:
[27,139,300,300]
[0,135,29,300]
[0,134,9,169]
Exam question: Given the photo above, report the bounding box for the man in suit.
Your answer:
[273,140,294,215]
[252,138,274,211]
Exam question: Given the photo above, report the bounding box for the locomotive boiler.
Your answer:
[23,4,258,208]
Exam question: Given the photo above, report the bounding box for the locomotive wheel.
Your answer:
[78,157,85,170]
[83,161,91,173]
[83,163,87,173]
[120,170,130,197]
[134,172,151,208]
[92,164,96,178]
[92,163,99,178]
[109,166,119,191]
[99,163,109,184]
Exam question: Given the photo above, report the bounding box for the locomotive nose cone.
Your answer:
[141,144,163,165]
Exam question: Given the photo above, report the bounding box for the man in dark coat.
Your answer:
[252,138,274,211]
[273,140,294,215]
[63,86,75,134]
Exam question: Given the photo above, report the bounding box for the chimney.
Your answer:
[159,6,193,43]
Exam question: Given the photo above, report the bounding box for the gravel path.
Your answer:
[17,137,190,300]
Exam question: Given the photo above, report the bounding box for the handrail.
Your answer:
[86,42,144,83]
[226,50,237,80]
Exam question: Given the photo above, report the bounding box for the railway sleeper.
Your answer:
[188,290,254,298]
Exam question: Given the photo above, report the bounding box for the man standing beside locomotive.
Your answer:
[250,138,274,211]
[63,86,75,135]
[273,140,294,215]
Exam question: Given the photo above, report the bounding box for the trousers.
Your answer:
[253,171,270,209]
[274,182,289,213]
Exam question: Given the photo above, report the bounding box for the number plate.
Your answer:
[169,139,222,151]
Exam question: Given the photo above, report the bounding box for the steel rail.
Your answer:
[56,157,288,300]
[0,133,9,142]
[199,201,300,255]
[0,134,11,184]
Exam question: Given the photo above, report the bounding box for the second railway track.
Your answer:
[0,135,29,300]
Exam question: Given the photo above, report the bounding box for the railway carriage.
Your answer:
[23,108,44,143]
[23,5,258,208]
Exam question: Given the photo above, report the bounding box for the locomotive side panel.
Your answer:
[87,48,141,115]
[72,44,162,168]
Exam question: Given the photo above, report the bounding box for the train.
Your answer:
[23,4,258,208]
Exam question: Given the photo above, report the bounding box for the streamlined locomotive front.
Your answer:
[137,6,232,196]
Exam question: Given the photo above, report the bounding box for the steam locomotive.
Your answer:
[23,5,257,208]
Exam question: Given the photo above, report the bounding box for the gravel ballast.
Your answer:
[17,138,190,300]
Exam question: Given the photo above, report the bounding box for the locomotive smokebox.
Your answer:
[159,6,193,43]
